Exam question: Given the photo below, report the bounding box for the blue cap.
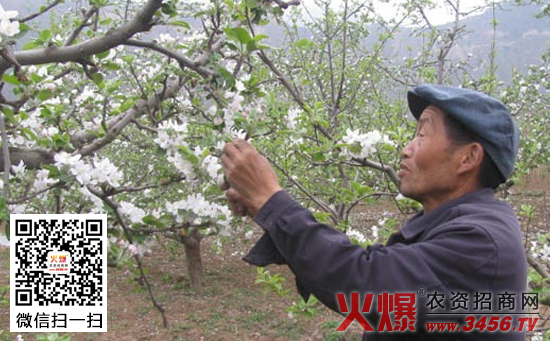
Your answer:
[407,84,519,180]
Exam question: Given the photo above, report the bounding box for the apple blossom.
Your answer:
[11,160,26,178]
[341,128,394,159]
[346,229,366,244]
[286,108,301,129]
[119,202,147,224]
[33,169,56,192]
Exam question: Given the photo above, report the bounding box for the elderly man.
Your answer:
[221,84,527,340]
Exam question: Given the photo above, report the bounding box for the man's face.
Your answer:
[398,105,462,209]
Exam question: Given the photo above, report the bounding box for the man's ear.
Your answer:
[457,142,484,175]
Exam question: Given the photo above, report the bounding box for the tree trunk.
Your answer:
[182,229,203,290]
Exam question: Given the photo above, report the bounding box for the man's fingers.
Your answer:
[222,142,237,159]
[225,188,249,217]
[232,138,250,150]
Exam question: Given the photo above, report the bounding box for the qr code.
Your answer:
[10,214,107,333]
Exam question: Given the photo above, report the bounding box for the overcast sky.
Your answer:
[5,0,492,26]
[301,0,494,25]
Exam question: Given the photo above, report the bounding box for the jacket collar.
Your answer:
[400,188,496,240]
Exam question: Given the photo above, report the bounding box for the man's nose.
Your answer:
[401,140,414,159]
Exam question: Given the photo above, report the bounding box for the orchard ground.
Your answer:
[0,168,549,341]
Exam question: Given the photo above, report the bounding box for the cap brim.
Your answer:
[407,90,431,120]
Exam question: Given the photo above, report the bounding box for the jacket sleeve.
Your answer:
[244,191,498,314]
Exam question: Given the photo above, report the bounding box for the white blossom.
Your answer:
[341,129,394,159]
[226,127,247,140]
[91,157,123,187]
[165,193,231,230]
[0,5,17,21]
[0,5,19,37]
[287,108,301,129]
[235,80,246,93]
[154,130,171,150]
[395,193,406,201]
[119,202,146,224]
[71,161,93,185]
[158,33,176,44]
[539,244,550,262]
[11,160,26,178]
[54,152,82,166]
[167,153,196,179]
[371,225,379,240]
[33,169,56,192]
[201,155,222,180]
[347,229,366,244]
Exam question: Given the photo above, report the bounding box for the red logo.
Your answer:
[336,292,416,331]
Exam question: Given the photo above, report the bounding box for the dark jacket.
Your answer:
[244,189,527,340]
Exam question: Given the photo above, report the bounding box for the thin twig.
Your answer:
[7,182,64,205]
[0,113,10,197]
[17,0,63,23]
[262,152,338,223]
[87,185,168,328]
[64,6,100,46]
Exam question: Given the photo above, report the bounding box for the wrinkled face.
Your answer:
[398,106,462,207]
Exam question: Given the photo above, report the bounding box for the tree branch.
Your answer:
[64,6,100,46]
[17,0,63,23]
[0,114,11,197]
[77,77,185,157]
[350,157,400,188]
[269,0,301,9]
[0,147,55,172]
[263,153,338,223]
[124,38,221,78]
[7,182,65,205]
[0,0,163,75]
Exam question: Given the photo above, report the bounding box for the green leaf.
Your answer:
[20,127,36,140]
[224,27,252,44]
[217,67,236,88]
[52,133,71,148]
[169,20,190,29]
[37,90,53,101]
[30,73,46,83]
[19,22,30,33]
[22,41,41,50]
[253,34,269,42]
[118,99,135,113]
[142,215,165,228]
[95,50,110,59]
[312,152,325,162]
[42,165,60,178]
[103,62,121,71]
[99,18,112,25]
[2,74,20,85]
[245,0,261,7]
[39,29,52,41]
[91,73,104,88]
[178,146,200,165]
[295,38,310,48]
